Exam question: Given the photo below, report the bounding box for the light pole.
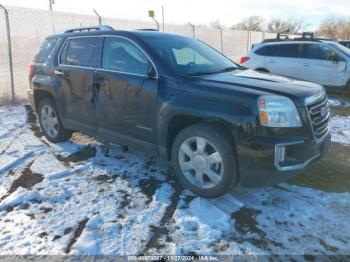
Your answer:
[148,10,159,30]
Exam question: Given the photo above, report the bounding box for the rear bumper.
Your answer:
[237,132,331,187]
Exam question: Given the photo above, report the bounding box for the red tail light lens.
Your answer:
[28,63,35,78]
[240,57,250,64]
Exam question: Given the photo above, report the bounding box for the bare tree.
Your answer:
[317,18,350,39]
[287,17,308,33]
[210,20,224,29]
[231,16,265,31]
[268,17,308,33]
[267,18,288,33]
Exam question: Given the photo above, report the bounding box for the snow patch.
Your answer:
[330,116,350,145]
[0,187,44,210]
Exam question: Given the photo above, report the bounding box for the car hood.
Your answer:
[195,69,323,106]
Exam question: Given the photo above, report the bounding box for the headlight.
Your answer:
[257,95,302,127]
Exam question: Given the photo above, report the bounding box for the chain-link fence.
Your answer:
[0,5,278,103]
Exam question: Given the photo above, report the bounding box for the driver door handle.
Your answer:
[91,75,107,103]
[54,69,65,76]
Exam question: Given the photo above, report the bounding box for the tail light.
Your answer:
[240,57,250,64]
[28,63,35,78]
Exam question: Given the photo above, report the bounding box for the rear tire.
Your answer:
[38,98,72,143]
[171,123,238,198]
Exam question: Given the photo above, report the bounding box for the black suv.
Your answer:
[28,25,331,197]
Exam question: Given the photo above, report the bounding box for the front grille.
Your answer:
[307,95,330,140]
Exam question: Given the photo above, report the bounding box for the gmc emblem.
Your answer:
[320,107,327,117]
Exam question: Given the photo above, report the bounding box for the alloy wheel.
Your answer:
[40,105,59,138]
[178,136,224,189]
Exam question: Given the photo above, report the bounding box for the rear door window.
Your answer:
[300,44,334,60]
[255,45,278,56]
[63,37,102,67]
[34,37,58,63]
[278,44,300,58]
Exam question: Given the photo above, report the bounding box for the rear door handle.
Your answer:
[54,69,65,76]
[303,63,310,67]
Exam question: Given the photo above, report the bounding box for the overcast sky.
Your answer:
[2,0,350,30]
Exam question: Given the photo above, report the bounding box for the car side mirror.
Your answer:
[329,53,339,63]
[147,63,157,79]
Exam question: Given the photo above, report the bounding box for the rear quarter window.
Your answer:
[255,45,278,56]
[34,38,59,63]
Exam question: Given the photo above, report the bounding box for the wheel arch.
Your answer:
[33,89,54,113]
[165,114,237,161]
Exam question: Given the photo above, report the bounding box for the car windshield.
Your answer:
[327,42,350,57]
[142,34,239,76]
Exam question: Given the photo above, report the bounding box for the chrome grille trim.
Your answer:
[309,99,328,115]
[312,112,330,126]
[306,94,330,142]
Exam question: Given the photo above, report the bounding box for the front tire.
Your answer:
[38,98,72,142]
[171,123,238,197]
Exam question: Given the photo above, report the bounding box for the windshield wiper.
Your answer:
[187,71,219,76]
[222,66,238,72]
[187,67,239,76]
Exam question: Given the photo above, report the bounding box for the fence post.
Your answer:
[188,23,195,38]
[93,9,102,25]
[220,28,223,53]
[0,4,15,104]
[246,30,250,52]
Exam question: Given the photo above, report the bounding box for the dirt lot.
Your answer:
[0,99,349,256]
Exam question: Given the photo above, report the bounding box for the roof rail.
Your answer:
[262,31,338,43]
[63,25,114,34]
[301,32,314,39]
[136,28,159,31]
[277,33,290,40]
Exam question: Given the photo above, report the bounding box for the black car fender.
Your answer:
[157,93,257,159]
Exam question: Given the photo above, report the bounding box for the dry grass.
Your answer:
[0,90,28,106]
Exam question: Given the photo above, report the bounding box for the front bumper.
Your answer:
[237,132,331,187]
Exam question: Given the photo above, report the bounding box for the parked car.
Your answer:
[241,35,350,95]
[28,26,331,197]
[339,40,350,49]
